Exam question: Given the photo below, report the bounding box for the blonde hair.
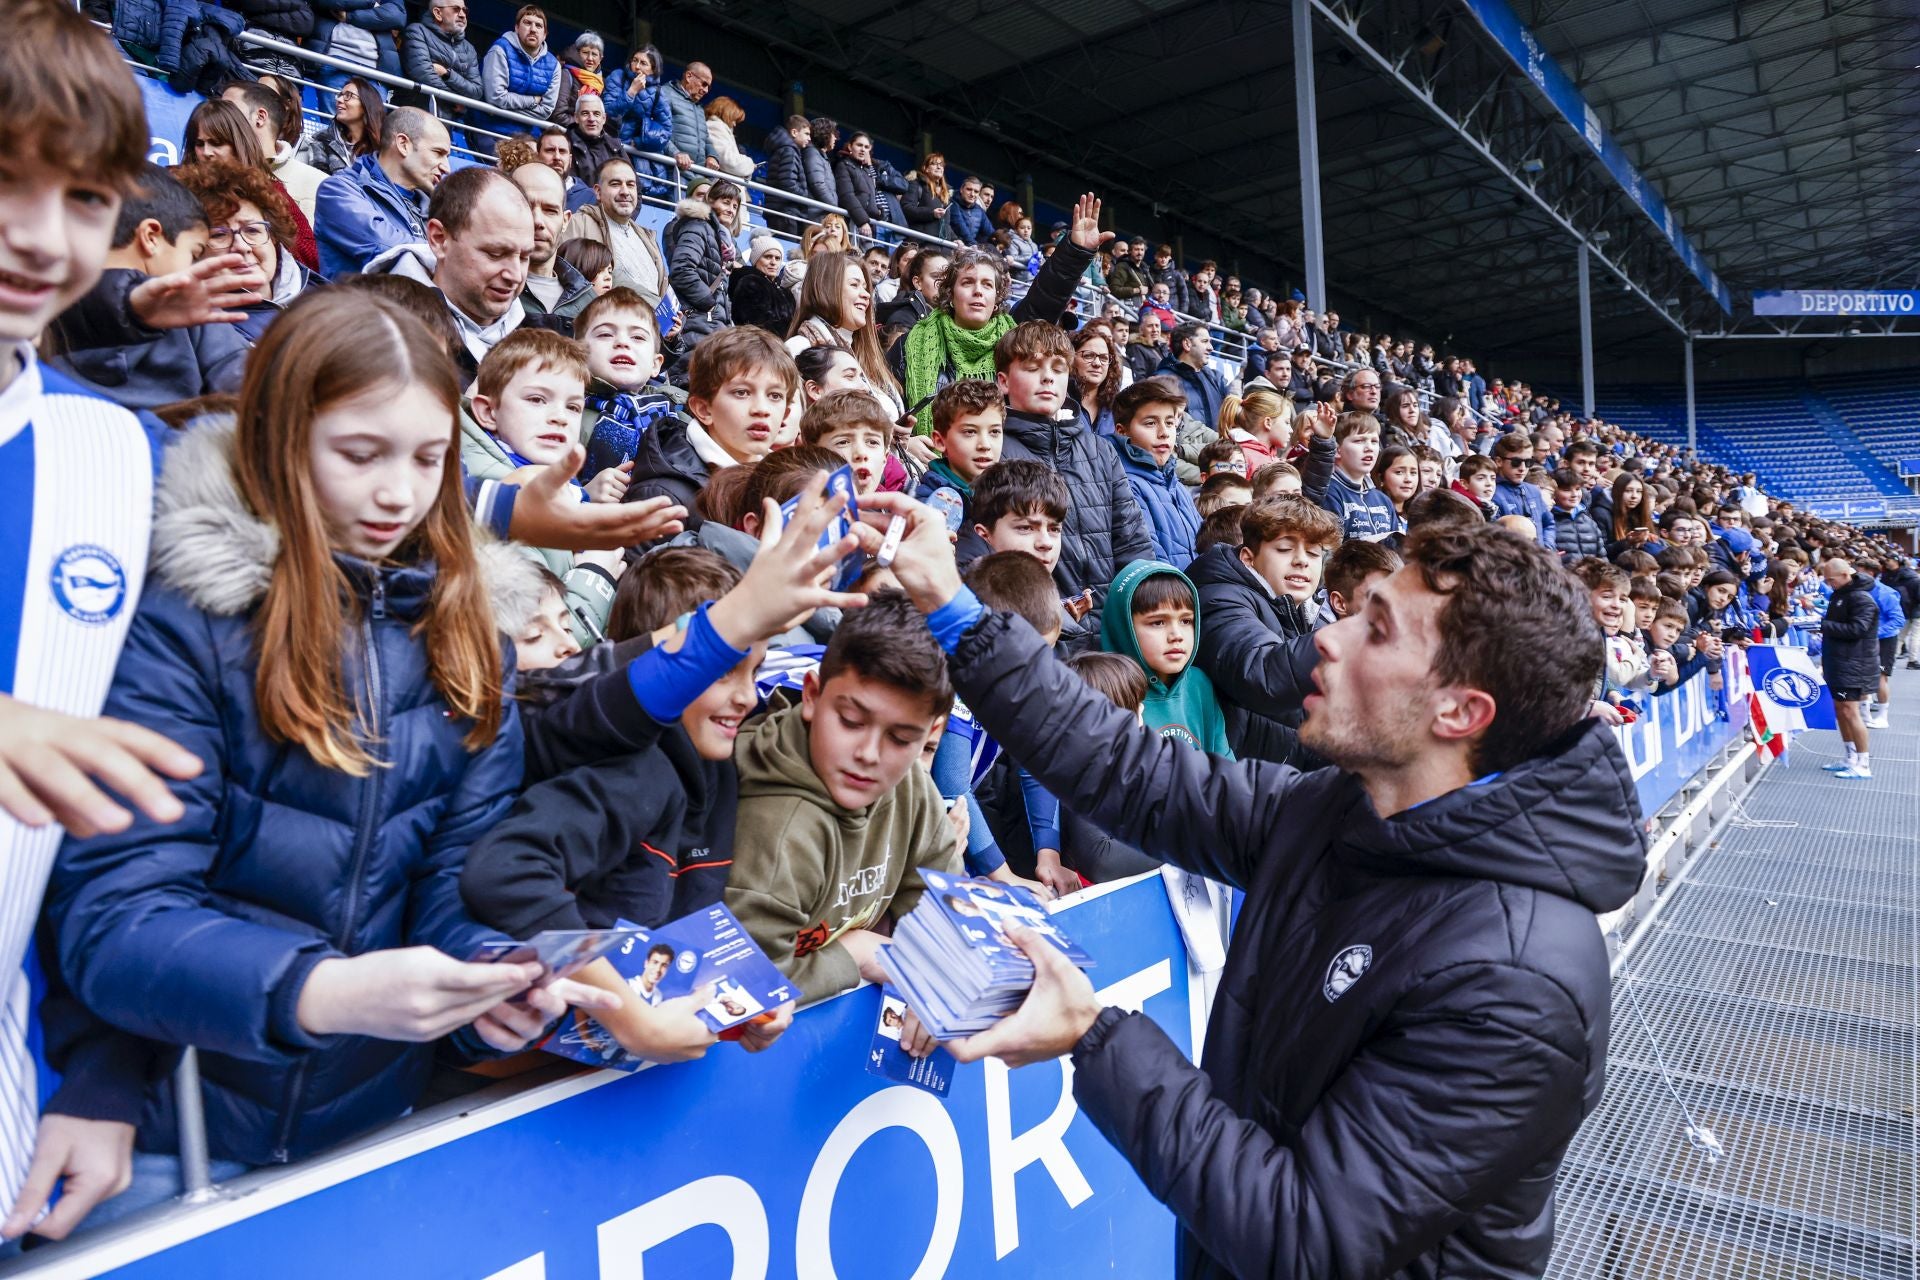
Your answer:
[1219,388,1289,438]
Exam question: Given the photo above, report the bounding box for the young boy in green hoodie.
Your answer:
[1100,560,1235,758]
[728,592,961,1003]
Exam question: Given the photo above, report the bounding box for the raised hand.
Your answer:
[1068,193,1115,253]
[704,475,872,648]
[127,252,261,329]
[508,445,687,551]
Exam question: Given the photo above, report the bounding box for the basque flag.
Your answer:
[1747,645,1838,733]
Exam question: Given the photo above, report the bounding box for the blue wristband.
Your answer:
[926,586,985,654]
[627,602,751,723]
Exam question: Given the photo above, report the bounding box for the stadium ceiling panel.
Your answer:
[652,0,1918,360]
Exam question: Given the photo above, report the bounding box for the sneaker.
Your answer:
[1834,766,1873,780]
[1823,760,1854,771]
[1906,660,1919,670]
[1866,714,1890,730]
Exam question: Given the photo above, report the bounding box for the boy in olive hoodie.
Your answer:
[728,593,961,1003]
[1101,560,1235,758]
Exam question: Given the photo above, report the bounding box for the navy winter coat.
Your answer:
[1152,353,1229,430]
[999,407,1156,624]
[45,421,539,1167]
[1106,434,1201,567]
[1549,503,1608,560]
[945,609,1645,1280]
[312,0,403,79]
[801,142,838,211]
[1185,542,1322,764]
[48,268,250,410]
[1819,574,1881,693]
[606,71,675,153]
[834,156,883,230]
[223,0,312,39]
[760,127,812,229]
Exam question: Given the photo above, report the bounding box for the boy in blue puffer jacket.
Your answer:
[1106,377,1202,566]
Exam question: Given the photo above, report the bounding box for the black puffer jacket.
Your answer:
[1820,574,1881,692]
[801,143,837,211]
[226,0,312,38]
[624,414,712,530]
[902,174,949,237]
[568,125,628,187]
[663,198,735,343]
[727,265,796,336]
[761,128,811,231]
[998,407,1155,626]
[1185,542,1321,764]
[946,610,1645,1280]
[834,155,882,230]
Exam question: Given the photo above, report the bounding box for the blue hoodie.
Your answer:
[1869,577,1906,640]
[1492,476,1553,548]
[1105,434,1202,567]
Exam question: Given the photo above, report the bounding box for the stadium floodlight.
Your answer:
[1590,231,1610,245]
[1521,158,1545,174]
[1663,297,1680,308]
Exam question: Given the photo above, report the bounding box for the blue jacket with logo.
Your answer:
[314,154,430,280]
[1317,469,1400,542]
[45,420,536,1167]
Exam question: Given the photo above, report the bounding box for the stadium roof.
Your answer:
[649,0,1920,364]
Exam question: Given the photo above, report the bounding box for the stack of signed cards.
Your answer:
[541,904,798,1072]
[878,869,1092,1041]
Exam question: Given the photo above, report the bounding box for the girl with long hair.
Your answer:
[1372,443,1420,525]
[785,250,903,420]
[1379,385,1426,451]
[46,291,615,1208]
[1607,471,1658,558]
[303,76,386,174]
[903,151,951,238]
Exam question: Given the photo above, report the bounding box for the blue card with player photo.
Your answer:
[539,905,799,1072]
[777,462,866,591]
[865,985,955,1097]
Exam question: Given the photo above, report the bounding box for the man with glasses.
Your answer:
[1491,433,1553,547]
[402,0,481,124]
[1342,368,1383,425]
[666,62,714,172]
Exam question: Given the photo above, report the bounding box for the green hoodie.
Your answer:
[458,402,615,645]
[1100,560,1235,759]
[726,702,958,1003]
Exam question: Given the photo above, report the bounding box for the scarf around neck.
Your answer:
[903,309,1013,423]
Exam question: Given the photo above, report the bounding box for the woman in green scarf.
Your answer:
[900,191,1110,428]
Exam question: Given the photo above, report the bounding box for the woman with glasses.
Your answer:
[1068,324,1122,435]
[301,77,386,176]
[175,159,319,343]
[183,100,320,272]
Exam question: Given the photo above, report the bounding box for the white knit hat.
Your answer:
[750,235,784,264]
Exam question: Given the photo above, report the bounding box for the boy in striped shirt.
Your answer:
[0,2,207,1248]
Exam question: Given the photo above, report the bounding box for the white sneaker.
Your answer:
[1834,766,1873,780]
[1866,714,1889,729]
[1823,760,1853,771]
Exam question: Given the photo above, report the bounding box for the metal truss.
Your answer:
[1305,0,1710,336]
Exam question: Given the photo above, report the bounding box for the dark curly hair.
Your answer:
[172,157,296,247]
[1403,523,1603,774]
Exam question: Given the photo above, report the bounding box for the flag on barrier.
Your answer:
[1747,693,1786,758]
[1746,644,1838,733]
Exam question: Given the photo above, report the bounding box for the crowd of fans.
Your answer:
[4,0,1918,1259]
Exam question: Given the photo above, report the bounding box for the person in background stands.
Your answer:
[313,106,450,280]
[482,5,561,124]
[666,61,714,173]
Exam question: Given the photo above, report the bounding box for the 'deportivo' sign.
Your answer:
[1752,290,1920,317]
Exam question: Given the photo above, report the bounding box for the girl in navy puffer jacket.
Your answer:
[45,293,615,1207]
